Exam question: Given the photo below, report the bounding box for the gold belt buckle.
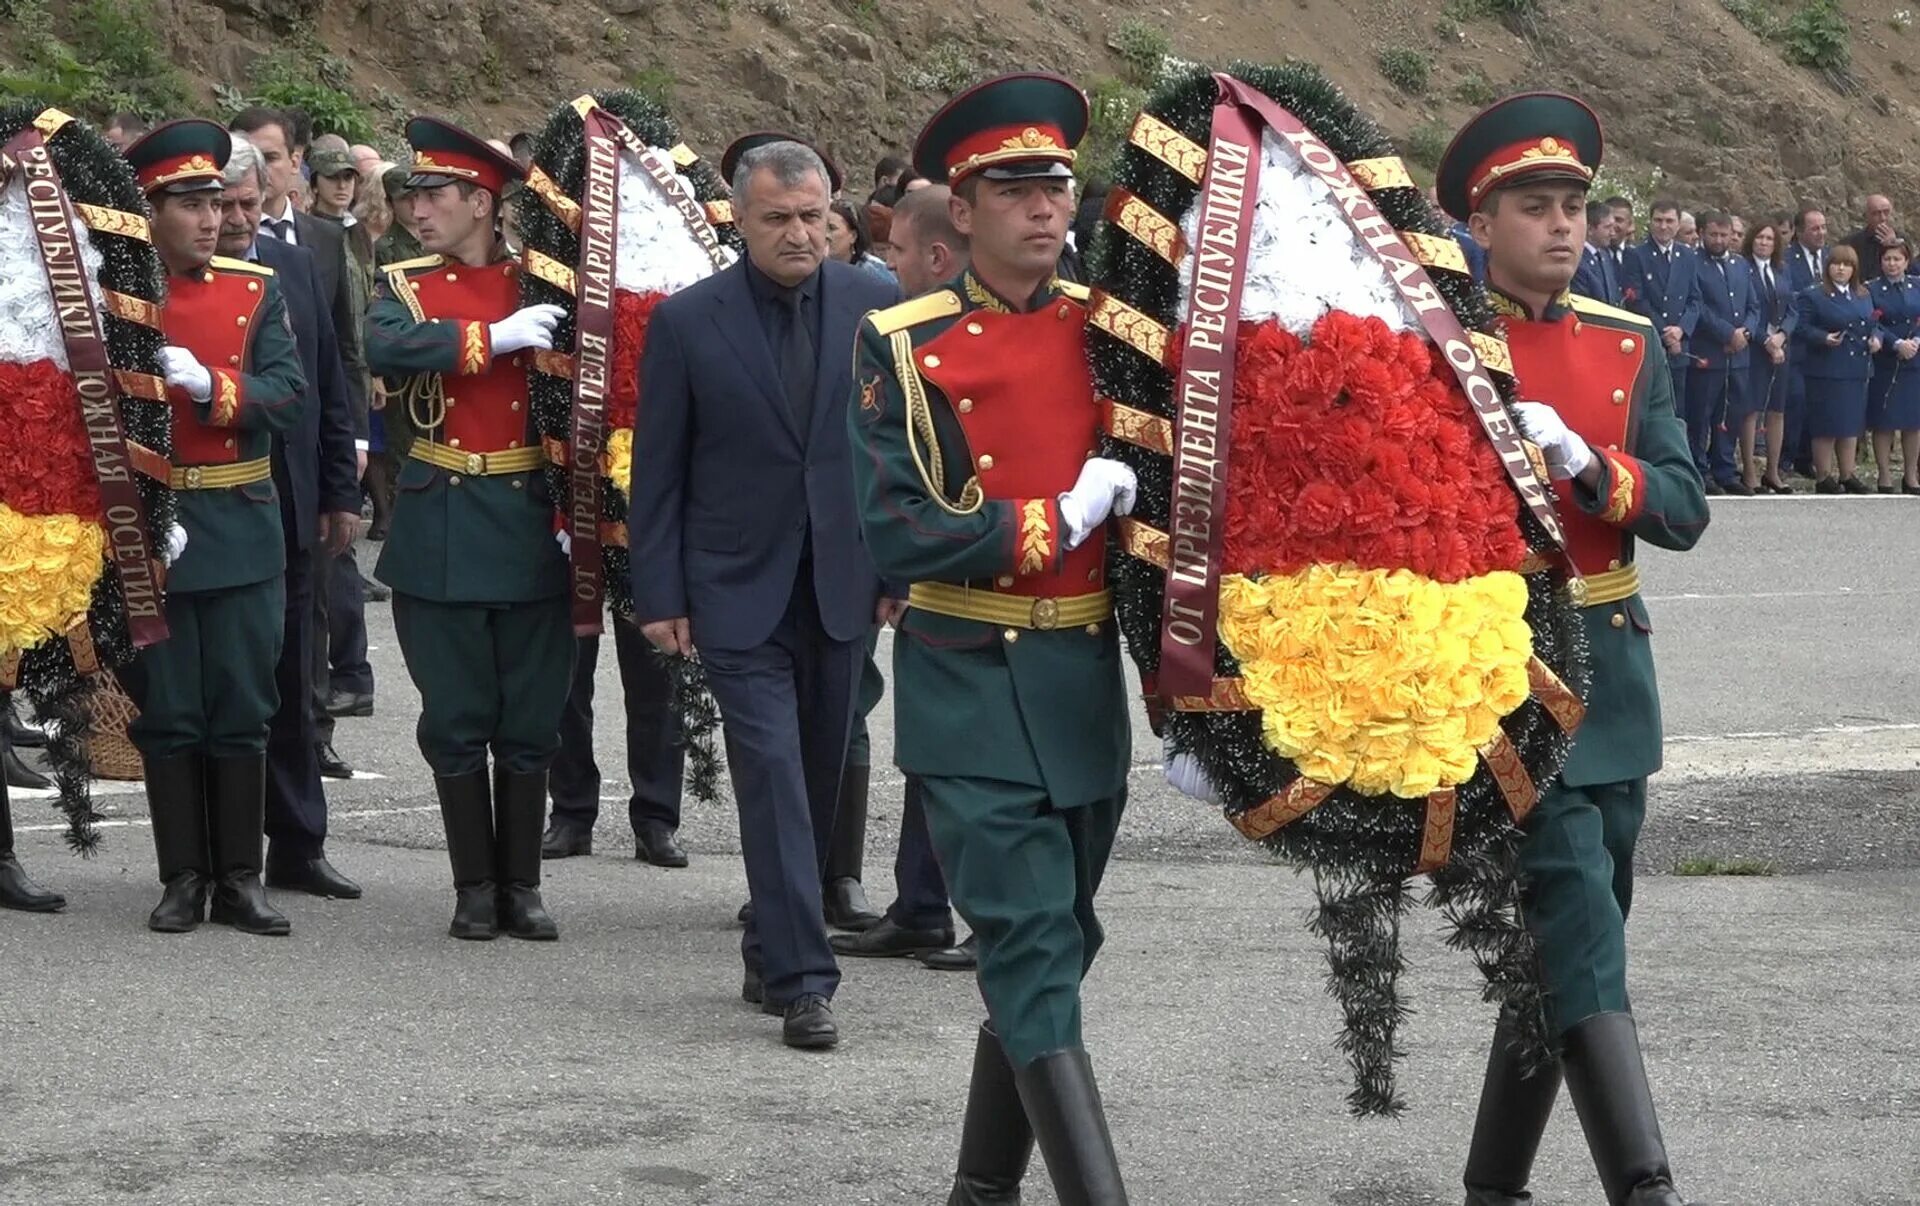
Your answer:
[1030,598,1060,630]
[184,466,203,488]
[465,452,484,474]
[1567,576,1590,607]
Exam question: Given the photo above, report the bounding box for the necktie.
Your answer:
[778,288,816,437]
[265,216,293,242]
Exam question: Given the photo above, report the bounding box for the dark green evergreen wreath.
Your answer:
[1,102,171,852]
[1085,62,1592,1115]
[518,91,742,805]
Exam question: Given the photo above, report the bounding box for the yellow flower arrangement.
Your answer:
[1217,564,1534,797]
[0,504,105,657]
[602,426,633,496]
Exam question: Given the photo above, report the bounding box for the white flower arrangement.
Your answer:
[1173,129,1416,337]
[0,174,106,370]
[613,146,735,298]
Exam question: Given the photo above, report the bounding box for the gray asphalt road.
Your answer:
[3,497,1918,1205]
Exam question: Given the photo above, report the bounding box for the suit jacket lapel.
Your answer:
[711,263,800,445]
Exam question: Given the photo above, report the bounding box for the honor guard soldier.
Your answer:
[365,119,570,942]
[849,74,1135,1205]
[122,120,308,936]
[1439,95,1710,1206]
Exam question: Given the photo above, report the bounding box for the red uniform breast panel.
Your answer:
[164,267,266,464]
[410,261,532,453]
[1503,311,1640,574]
[916,297,1106,595]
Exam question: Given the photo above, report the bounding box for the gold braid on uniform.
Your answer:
[889,329,984,516]
[386,264,447,432]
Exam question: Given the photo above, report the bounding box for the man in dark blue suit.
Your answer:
[1573,198,1621,305]
[630,139,902,1049]
[1685,211,1765,493]
[215,135,363,900]
[1784,206,1831,475]
[1623,199,1701,429]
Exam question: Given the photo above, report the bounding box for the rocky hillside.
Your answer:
[3,0,1916,216]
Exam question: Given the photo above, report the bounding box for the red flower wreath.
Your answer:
[608,289,666,432]
[0,358,103,520]
[1220,311,1527,583]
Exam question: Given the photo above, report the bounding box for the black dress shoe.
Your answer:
[362,577,392,603]
[324,689,374,718]
[1842,476,1872,495]
[265,855,363,899]
[737,900,752,926]
[831,916,954,958]
[921,933,980,971]
[541,820,592,859]
[1879,484,1900,494]
[1815,477,1843,495]
[0,855,65,913]
[634,822,688,868]
[1702,480,1723,496]
[1720,480,1754,496]
[3,746,51,791]
[823,876,883,931]
[2,704,49,748]
[742,966,764,1006]
[315,743,354,780]
[1906,483,1920,496]
[782,994,839,1049]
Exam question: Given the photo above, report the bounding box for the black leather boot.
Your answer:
[143,754,210,932]
[1562,1012,1692,1206]
[1012,1048,1127,1206]
[948,1024,1034,1205]
[206,755,290,936]
[0,691,48,748]
[494,765,557,941]
[1463,1014,1563,1205]
[822,762,881,931]
[0,781,64,912]
[437,770,497,940]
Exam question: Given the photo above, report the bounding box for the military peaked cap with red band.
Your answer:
[912,72,1088,186]
[123,119,231,196]
[720,131,844,194]
[1436,92,1603,221]
[404,116,525,194]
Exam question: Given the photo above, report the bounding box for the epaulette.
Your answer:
[1567,293,1653,328]
[1055,280,1091,301]
[382,254,446,274]
[209,254,273,277]
[866,288,962,336]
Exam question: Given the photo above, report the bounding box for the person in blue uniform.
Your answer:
[1794,245,1882,494]
[1685,211,1763,493]
[1743,221,1794,493]
[1622,201,1700,431]
[1572,199,1621,305]
[1866,241,1920,493]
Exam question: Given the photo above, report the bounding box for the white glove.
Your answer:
[157,346,212,402]
[555,529,572,556]
[1512,401,1594,481]
[1057,457,1138,550]
[161,523,187,565]
[1164,747,1222,806]
[488,303,566,357]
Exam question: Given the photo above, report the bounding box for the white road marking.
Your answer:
[1647,587,1920,602]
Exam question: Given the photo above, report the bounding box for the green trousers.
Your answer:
[920,774,1126,1067]
[1518,778,1648,1036]
[126,578,285,759]
[391,593,573,777]
[846,625,885,769]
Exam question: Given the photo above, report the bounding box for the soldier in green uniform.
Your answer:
[849,74,1136,1205]
[1437,95,1711,1206]
[364,119,571,943]
[123,120,308,937]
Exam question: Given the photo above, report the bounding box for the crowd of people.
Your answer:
[1452,191,1918,496]
[0,70,1878,1206]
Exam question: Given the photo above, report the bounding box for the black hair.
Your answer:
[228,105,296,151]
[829,196,871,259]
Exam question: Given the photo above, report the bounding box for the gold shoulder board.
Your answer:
[209,254,274,277]
[866,289,962,336]
[1055,280,1092,301]
[1567,294,1653,328]
[382,254,447,274]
